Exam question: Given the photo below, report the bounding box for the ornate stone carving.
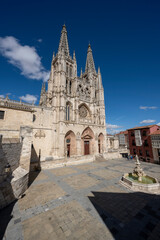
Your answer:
[34,130,46,138]
[79,105,87,118]
[77,84,90,101]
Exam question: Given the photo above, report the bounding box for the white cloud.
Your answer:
[0,95,4,98]
[20,94,37,104]
[0,36,50,82]
[106,123,123,135]
[140,119,156,124]
[139,106,158,110]
[37,39,42,43]
[106,123,122,129]
[107,129,124,135]
[157,122,160,126]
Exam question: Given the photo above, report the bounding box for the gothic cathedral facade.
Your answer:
[0,25,107,166]
[39,25,107,160]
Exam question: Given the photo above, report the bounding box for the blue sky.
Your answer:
[0,0,160,133]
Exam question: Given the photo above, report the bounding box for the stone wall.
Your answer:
[2,140,22,172]
[0,126,32,209]
[0,135,6,183]
[103,151,122,160]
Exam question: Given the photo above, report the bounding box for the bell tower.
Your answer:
[47,25,77,122]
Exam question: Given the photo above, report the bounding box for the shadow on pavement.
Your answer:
[0,200,17,240]
[89,191,160,240]
[28,170,41,188]
[28,144,41,188]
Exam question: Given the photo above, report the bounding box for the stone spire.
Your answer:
[58,24,70,57]
[85,43,96,73]
[73,50,76,61]
[98,67,103,89]
[42,82,46,94]
[39,83,46,106]
[80,68,83,78]
[51,51,55,63]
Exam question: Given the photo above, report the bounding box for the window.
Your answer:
[66,104,70,121]
[33,114,36,122]
[131,131,134,136]
[144,140,148,147]
[146,150,150,157]
[132,140,136,146]
[143,131,146,136]
[133,149,136,155]
[139,149,142,156]
[69,81,72,94]
[0,111,5,119]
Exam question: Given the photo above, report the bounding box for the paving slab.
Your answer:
[0,158,160,240]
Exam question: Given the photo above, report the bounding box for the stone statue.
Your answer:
[133,155,145,181]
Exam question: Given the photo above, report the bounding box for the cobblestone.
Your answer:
[0,158,160,240]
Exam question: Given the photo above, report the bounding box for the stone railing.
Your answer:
[0,97,35,112]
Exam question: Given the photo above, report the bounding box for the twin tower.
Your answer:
[39,25,106,158]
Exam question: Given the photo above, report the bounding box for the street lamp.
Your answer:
[4,163,11,174]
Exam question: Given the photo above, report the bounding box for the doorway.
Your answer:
[98,140,100,153]
[158,149,160,162]
[84,141,90,155]
[67,144,70,157]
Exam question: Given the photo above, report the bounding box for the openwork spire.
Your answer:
[40,82,46,95]
[98,67,103,89]
[85,44,96,73]
[58,24,70,56]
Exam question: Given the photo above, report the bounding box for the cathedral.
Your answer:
[0,25,107,168]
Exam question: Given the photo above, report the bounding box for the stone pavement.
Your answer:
[0,158,160,240]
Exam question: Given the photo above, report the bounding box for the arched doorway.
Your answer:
[65,131,76,157]
[81,127,95,155]
[98,133,104,154]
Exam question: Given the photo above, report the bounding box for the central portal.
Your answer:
[84,141,90,155]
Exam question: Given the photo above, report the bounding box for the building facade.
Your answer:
[107,134,119,150]
[0,25,107,168]
[128,125,159,163]
[117,131,129,149]
[150,130,160,164]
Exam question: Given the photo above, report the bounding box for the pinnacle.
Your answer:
[85,43,96,73]
[58,25,70,56]
[73,50,76,61]
[62,24,67,31]
[87,43,92,52]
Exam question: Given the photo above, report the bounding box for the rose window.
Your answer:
[79,105,87,118]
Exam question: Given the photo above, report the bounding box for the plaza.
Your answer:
[1,158,160,240]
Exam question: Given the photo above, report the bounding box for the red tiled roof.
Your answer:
[127,125,158,130]
[116,130,128,135]
[150,130,160,135]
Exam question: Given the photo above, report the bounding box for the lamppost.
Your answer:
[2,163,11,180]
[4,163,11,174]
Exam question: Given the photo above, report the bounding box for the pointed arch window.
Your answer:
[69,81,72,94]
[66,64,68,76]
[66,103,70,121]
